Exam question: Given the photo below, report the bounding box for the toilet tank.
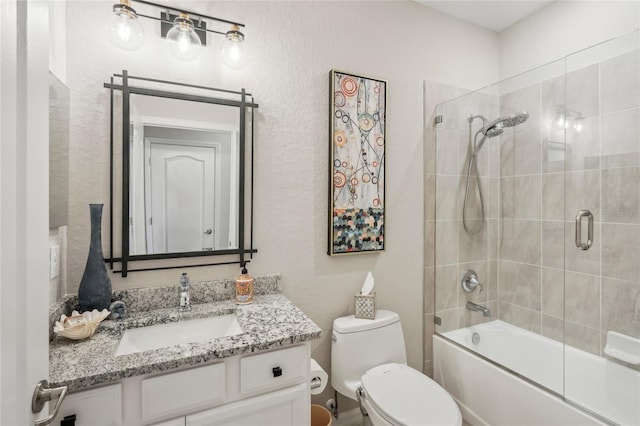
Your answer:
[331,310,407,400]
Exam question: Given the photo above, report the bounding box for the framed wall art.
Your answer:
[328,70,386,255]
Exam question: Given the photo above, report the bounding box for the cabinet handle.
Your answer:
[575,210,593,250]
[272,366,282,377]
[61,414,77,426]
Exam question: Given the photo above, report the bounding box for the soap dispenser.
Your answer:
[179,272,191,312]
[235,264,254,305]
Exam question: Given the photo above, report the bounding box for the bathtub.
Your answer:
[434,320,640,426]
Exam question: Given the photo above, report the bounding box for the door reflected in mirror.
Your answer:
[129,94,239,255]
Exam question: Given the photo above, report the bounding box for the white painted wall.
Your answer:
[499,0,640,79]
[59,0,498,408]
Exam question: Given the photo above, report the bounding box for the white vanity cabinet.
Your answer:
[53,343,311,426]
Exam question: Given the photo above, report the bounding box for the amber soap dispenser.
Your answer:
[235,264,254,305]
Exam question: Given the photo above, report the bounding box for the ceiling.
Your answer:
[416,1,555,32]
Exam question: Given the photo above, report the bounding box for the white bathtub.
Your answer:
[434,320,640,426]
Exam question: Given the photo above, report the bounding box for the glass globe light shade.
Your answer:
[166,14,202,61]
[104,2,145,51]
[221,25,248,70]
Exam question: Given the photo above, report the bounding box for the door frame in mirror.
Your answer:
[104,70,258,277]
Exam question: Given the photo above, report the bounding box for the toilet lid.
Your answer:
[361,363,461,426]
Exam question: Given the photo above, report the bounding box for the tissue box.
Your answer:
[354,292,376,319]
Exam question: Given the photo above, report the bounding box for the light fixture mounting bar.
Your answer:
[131,0,245,28]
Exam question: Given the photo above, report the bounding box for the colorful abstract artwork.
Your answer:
[329,70,386,255]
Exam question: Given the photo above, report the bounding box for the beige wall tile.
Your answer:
[424,266,435,315]
[436,175,459,221]
[501,175,542,220]
[542,314,564,342]
[600,49,640,114]
[424,313,435,362]
[542,173,564,221]
[498,300,542,333]
[425,175,436,221]
[436,265,459,311]
[601,223,640,282]
[601,108,640,168]
[542,221,564,269]
[601,167,640,224]
[500,128,541,177]
[565,271,600,329]
[500,219,542,265]
[436,129,460,175]
[435,308,459,333]
[499,260,542,311]
[435,220,457,266]
[564,170,600,220]
[459,219,487,262]
[500,84,541,131]
[542,267,564,317]
[602,277,640,338]
[565,116,600,171]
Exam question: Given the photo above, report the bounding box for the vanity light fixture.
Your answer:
[166,13,202,61]
[221,25,248,70]
[105,0,248,67]
[104,0,145,51]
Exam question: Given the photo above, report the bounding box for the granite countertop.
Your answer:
[49,291,321,391]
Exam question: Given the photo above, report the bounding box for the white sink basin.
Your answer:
[115,314,243,356]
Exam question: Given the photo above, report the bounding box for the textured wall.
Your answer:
[61,0,499,409]
[499,0,640,79]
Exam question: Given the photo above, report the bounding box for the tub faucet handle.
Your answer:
[461,270,483,294]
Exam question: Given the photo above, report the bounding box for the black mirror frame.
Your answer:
[104,70,258,277]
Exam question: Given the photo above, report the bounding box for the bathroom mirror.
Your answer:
[128,94,239,255]
[106,71,258,276]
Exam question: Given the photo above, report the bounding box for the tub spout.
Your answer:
[466,301,490,317]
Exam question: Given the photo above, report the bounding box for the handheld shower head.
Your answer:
[482,111,529,137]
[475,111,530,153]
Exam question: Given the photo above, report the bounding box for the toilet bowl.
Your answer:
[331,310,461,426]
[359,363,461,426]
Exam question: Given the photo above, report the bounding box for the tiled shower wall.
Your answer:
[428,45,640,369]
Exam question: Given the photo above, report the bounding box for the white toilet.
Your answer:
[331,310,462,426]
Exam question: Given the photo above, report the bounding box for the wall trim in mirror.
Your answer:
[104,70,258,276]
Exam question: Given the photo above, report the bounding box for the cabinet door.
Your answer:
[186,383,309,426]
[51,384,122,426]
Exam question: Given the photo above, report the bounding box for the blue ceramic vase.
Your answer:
[78,204,112,311]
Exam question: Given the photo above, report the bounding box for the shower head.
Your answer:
[475,111,530,153]
[482,111,529,137]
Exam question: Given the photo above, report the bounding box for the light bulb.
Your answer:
[574,122,583,132]
[221,25,248,70]
[166,13,202,61]
[105,0,145,51]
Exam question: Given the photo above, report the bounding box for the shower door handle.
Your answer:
[575,210,593,250]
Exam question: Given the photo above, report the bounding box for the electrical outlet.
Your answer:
[50,245,60,280]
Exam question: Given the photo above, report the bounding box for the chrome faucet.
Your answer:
[461,270,483,294]
[466,301,490,317]
[179,272,191,312]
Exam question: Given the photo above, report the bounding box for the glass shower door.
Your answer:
[563,30,640,425]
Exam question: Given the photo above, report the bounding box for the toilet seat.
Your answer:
[361,363,462,426]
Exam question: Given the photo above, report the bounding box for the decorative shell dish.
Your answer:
[53,309,110,340]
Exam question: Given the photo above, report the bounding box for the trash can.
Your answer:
[311,404,332,426]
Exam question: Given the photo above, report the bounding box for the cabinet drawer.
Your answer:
[240,345,308,394]
[142,363,226,422]
[186,383,309,426]
[51,383,122,426]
